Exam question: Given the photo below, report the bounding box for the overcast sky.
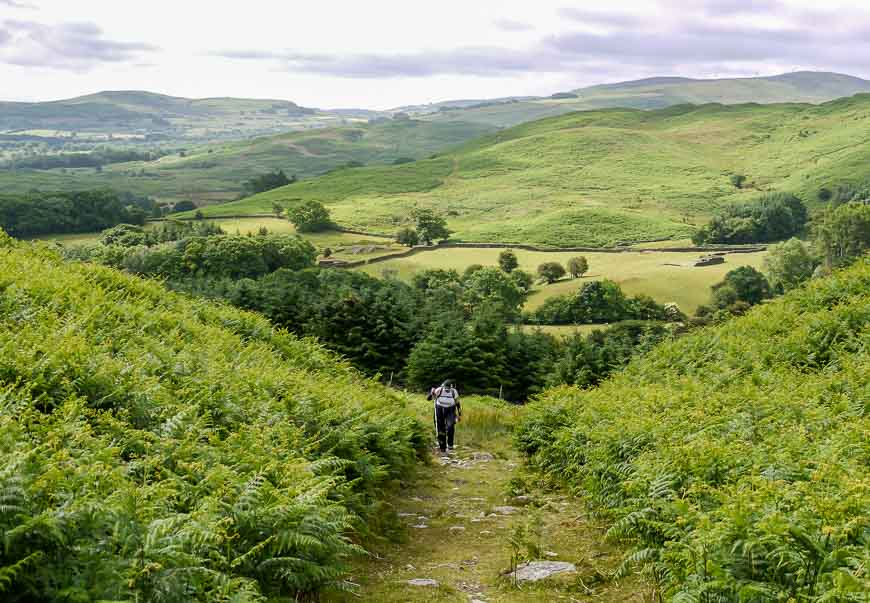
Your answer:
[2,0,870,109]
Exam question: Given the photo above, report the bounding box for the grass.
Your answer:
[201,95,870,247]
[517,324,607,338]
[360,247,768,314]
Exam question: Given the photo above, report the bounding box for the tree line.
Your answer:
[0,190,160,237]
[692,192,808,245]
[67,233,679,401]
[695,200,870,319]
[1,148,166,170]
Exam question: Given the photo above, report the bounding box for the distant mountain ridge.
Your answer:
[0,90,334,141]
[3,71,870,141]
[574,71,870,103]
[407,71,870,128]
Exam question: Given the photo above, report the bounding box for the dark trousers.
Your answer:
[434,404,457,451]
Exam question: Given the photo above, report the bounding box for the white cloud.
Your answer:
[1,0,869,108]
[0,19,155,71]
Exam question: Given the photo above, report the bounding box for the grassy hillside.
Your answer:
[0,90,327,139]
[199,95,870,246]
[418,71,870,129]
[516,259,870,599]
[0,233,427,600]
[0,118,495,204]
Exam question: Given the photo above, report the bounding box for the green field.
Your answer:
[360,247,767,314]
[0,118,495,204]
[517,323,609,338]
[200,95,870,247]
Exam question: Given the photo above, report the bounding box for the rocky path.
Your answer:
[328,412,652,602]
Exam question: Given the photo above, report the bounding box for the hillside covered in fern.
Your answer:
[517,259,869,600]
[0,233,427,601]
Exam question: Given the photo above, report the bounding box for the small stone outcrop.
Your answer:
[510,561,577,582]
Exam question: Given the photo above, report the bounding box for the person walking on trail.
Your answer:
[432,380,461,453]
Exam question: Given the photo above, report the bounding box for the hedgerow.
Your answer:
[0,233,427,601]
[516,259,870,600]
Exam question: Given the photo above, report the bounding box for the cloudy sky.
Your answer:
[1,0,869,109]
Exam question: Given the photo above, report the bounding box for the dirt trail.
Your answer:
[329,407,651,602]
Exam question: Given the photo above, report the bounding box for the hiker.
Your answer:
[432,380,461,453]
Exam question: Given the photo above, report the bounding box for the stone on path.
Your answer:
[472,452,494,461]
[493,505,520,515]
[412,523,429,529]
[449,525,466,533]
[407,578,439,587]
[510,561,577,583]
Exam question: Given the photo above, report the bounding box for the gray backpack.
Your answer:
[435,387,456,408]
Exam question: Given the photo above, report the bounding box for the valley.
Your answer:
[1,39,869,601]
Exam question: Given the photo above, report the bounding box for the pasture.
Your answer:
[359,246,768,314]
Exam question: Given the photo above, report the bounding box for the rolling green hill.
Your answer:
[196,95,870,247]
[0,233,427,599]
[0,90,328,139]
[0,118,496,204]
[418,71,870,129]
[571,71,870,108]
[516,258,870,599]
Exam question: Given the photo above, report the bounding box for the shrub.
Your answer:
[74,234,317,280]
[396,227,419,247]
[0,190,156,238]
[529,280,669,324]
[498,249,519,273]
[537,262,565,283]
[244,169,295,195]
[0,240,427,600]
[100,223,147,247]
[547,321,671,388]
[567,256,589,278]
[411,208,451,244]
[711,265,771,309]
[692,193,808,245]
[287,200,332,233]
[172,200,197,213]
[812,201,870,268]
[461,267,527,321]
[764,237,818,293]
[517,260,870,600]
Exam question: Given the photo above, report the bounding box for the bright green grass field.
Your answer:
[360,247,767,314]
[200,96,870,247]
